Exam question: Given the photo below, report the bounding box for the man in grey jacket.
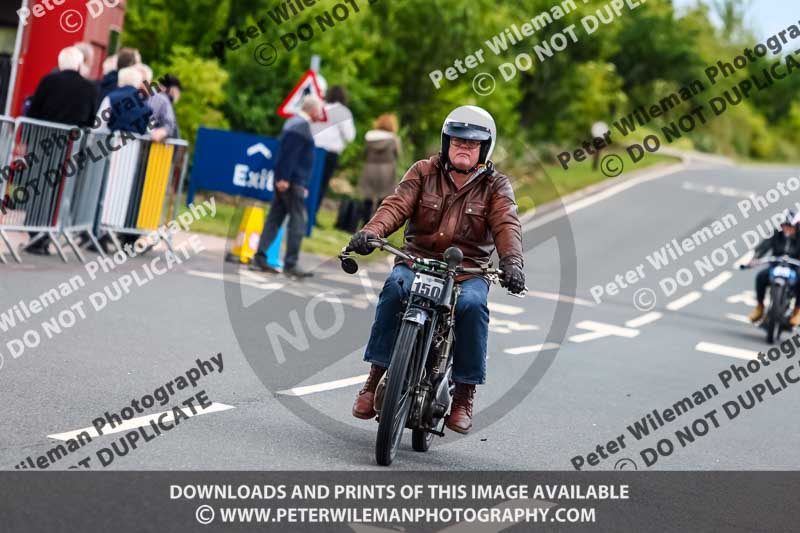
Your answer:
[252,96,325,278]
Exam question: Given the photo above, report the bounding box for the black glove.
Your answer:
[500,261,526,294]
[349,230,377,255]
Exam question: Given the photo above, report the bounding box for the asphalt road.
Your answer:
[2,159,800,471]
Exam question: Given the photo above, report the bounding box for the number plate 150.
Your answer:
[411,273,444,300]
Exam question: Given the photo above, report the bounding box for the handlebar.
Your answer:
[341,238,505,276]
[339,238,527,296]
[739,255,800,270]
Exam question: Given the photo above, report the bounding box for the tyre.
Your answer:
[767,287,784,344]
[412,428,433,452]
[375,320,420,466]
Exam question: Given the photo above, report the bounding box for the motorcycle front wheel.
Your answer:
[375,320,420,466]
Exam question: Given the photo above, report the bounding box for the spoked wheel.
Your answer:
[411,428,434,452]
[375,321,420,466]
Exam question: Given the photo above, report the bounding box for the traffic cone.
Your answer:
[226,206,284,268]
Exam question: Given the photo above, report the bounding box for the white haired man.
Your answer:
[28,46,98,129]
[252,96,325,278]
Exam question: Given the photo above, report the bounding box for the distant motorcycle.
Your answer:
[338,238,525,466]
[740,255,800,344]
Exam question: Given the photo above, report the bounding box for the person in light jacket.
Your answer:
[310,86,356,215]
[358,113,401,220]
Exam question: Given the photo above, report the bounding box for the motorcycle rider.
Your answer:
[347,105,526,434]
[748,210,800,326]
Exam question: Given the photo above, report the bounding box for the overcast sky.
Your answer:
[672,0,794,38]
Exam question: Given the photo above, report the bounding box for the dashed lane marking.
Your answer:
[276,374,370,397]
[703,271,733,291]
[625,312,662,328]
[695,342,758,360]
[525,290,595,307]
[504,342,561,355]
[487,302,525,316]
[666,291,702,311]
[681,181,754,198]
[47,402,236,441]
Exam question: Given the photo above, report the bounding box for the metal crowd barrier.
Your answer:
[96,132,188,253]
[0,116,188,264]
[0,115,15,263]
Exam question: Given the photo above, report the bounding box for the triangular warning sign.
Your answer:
[277,70,325,118]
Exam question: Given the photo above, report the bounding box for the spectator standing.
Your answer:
[97,66,153,134]
[73,42,95,79]
[252,96,325,278]
[98,47,140,101]
[148,74,182,142]
[310,85,355,217]
[27,46,98,128]
[358,113,401,221]
[24,46,99,254]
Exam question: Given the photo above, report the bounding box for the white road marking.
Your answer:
[727,290,758,307]
[489,318,538,333]
[569,321,639,343]
[725,313,752,324]
[520,164,686,232]
[47,403,235,441]
[681,181,754,198]
[666,291,702,311]
[525,290,595,307]
[186,269,284,290]
[487,302,525,315]
[703,271,733,291]
[276,374,369,396]
[358,270,379,304]
[734,251,755,269]
[695,342,758,360]
[504,342,560,355]
[625,312,662,328]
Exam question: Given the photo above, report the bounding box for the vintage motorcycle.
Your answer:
[740,255,800,344]
[339,237,525,466]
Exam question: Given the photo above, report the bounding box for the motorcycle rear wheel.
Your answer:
[375,321,420,466]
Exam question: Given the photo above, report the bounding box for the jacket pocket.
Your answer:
[414,192,443,233]
[461,201,489,241]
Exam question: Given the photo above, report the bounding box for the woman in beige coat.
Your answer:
[359,114,400,219]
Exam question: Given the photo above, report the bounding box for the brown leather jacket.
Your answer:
[362,155,523,276]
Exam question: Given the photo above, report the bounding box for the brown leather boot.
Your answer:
[791,308,800,328]
[446,383,476,434]
[749,303,765,323]
[352,364,387,419]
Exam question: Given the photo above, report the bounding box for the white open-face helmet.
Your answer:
[441,105,496,171]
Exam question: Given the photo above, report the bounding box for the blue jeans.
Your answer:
[363,265,490,385]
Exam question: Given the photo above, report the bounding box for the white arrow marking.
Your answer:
[569,321,639,343]
[246,143,273,159]
[504,342,560,355]
[48,403,235,441]
[725,313,752,324]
